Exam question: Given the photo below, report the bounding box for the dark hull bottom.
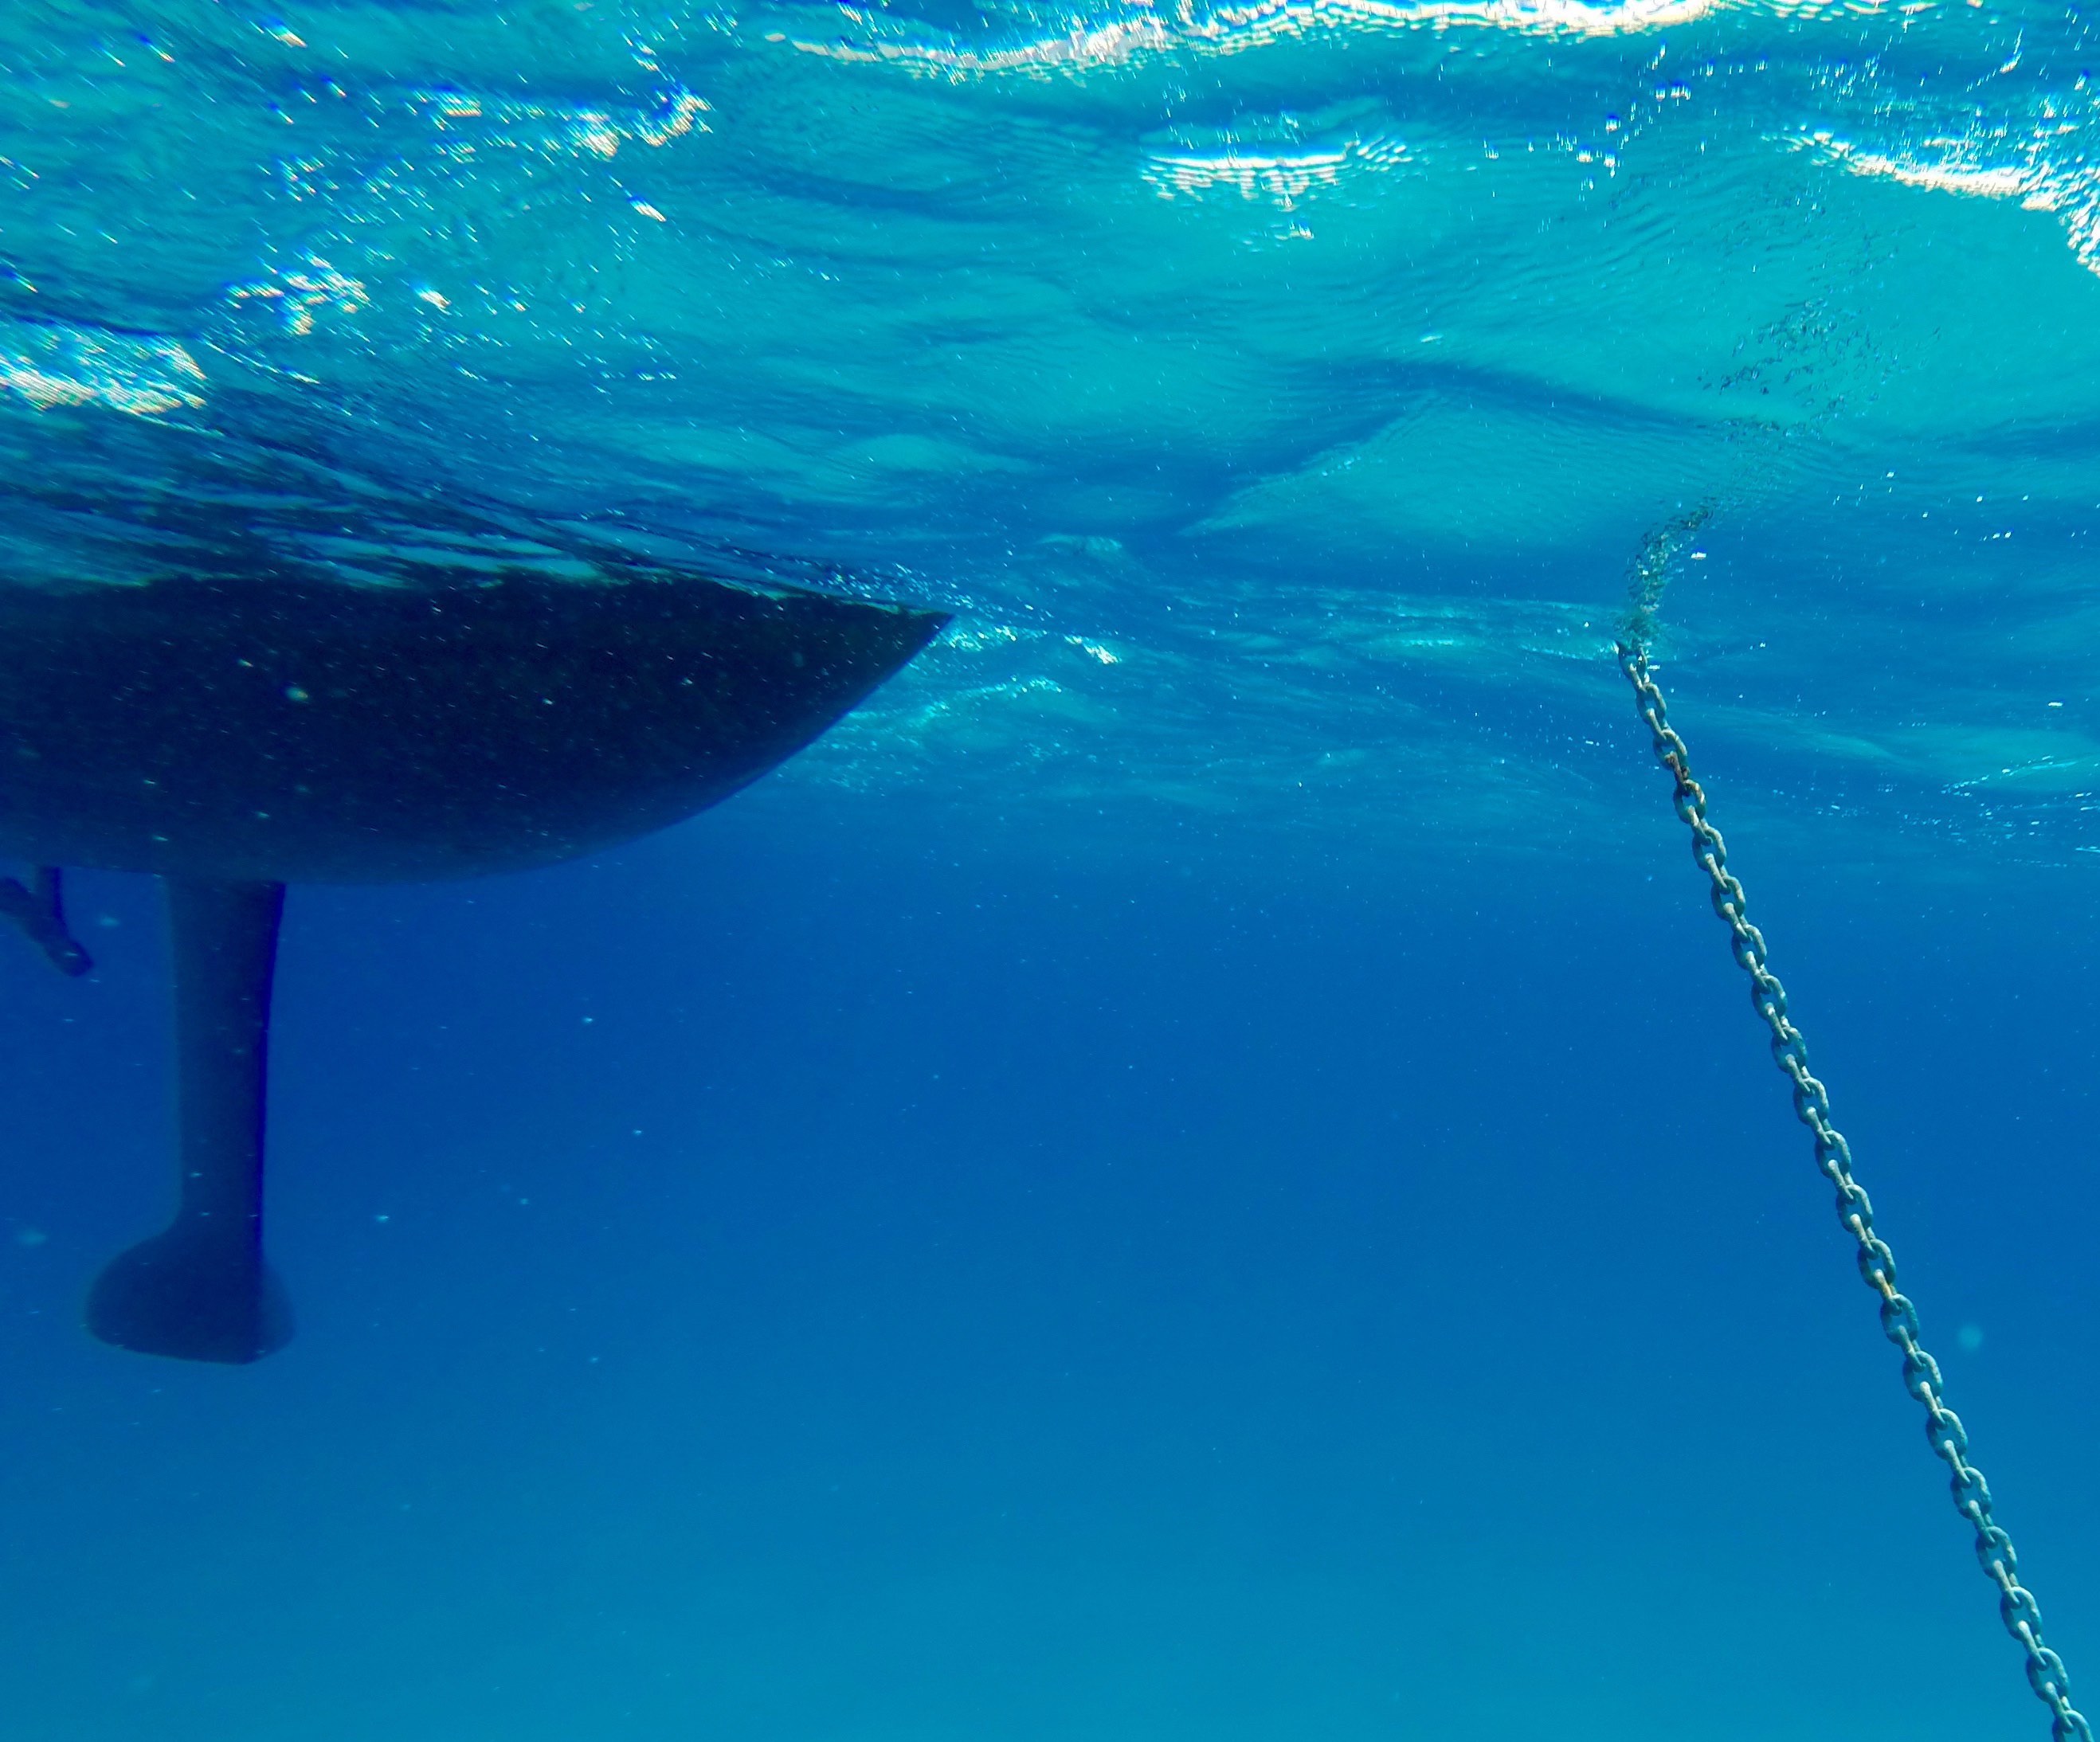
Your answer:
[0,572,943,882]
[0,571,944,1362]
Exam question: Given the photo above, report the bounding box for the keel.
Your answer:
[86,879,292,1363]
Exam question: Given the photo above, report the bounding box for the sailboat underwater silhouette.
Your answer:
[0,560,945,1364]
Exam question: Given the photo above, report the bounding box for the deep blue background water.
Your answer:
[3,777,2098,1740]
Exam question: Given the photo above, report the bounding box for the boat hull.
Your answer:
[0,573,944,883]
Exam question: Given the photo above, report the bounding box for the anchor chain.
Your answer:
[1616,642,2090,1742]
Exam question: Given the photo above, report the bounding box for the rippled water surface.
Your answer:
[11,0,2100,860]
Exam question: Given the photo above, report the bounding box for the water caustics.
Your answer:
[6,0,2100,862]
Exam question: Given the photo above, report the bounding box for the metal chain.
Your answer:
[1616,640,2091,1742]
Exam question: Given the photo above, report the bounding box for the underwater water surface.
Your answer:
[5,0,2100,1737]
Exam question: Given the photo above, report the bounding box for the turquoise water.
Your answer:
[4,1,2100,1737]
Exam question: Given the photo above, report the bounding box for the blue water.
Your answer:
[7,0,2100,1736]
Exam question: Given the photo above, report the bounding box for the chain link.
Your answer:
[1616,641,2091,1742]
